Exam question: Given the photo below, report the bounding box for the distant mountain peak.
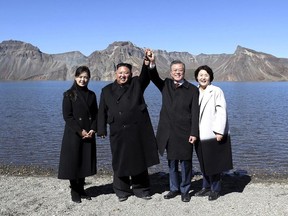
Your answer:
[0,40,40,53]
[235,46,256,55]
[108,41,135,48]
[234,45,276,58]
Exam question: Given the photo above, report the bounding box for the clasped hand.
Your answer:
[144,48,155,65]
[81,129,95,139]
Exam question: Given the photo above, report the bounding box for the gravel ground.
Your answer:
[0,165,287,216]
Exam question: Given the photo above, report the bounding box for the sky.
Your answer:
[1,0,287,58]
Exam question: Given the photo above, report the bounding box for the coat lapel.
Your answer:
[111,81,130,102]
[199,85,213,120]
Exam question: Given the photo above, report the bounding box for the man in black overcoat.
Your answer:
[97,61,159,202]
[146,49,199,202]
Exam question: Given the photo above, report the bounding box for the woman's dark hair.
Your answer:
[194,65,214,82]
[116,63,132,71]
[75,66,91,78]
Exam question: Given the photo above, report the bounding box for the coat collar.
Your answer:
[182,79,190,88]
[75,87,91,115]
[171,79,190,88]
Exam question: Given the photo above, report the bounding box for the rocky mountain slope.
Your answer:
[1,40,287,81]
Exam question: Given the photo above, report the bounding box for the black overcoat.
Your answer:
[58,84,98,180]
[149,67,199,160]
[97,65,159,177]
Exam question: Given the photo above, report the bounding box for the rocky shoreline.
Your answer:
[1,164,287,184]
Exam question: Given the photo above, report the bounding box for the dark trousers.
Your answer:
[168,160,192,195]
[113,170,150,198]
[202,173,221,192]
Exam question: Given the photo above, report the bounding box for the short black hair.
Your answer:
[116,63,132,71]
[194,65,214,82]
[170,60,185,72]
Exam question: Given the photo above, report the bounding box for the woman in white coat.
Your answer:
[194,65,233,201]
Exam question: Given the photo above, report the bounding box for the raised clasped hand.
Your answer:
[144,48,155,64]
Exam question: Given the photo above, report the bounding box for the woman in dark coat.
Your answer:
[58,66,98,203]
[97,62,159,202]
[194,65,233,201]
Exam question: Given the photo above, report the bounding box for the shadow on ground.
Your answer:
[85,171,251,198]
[150,171,251,197]
[85,181,114,197]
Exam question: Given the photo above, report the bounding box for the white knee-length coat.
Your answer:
[195,84,233,176]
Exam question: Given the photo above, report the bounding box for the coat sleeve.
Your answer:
[97,89,108,136]
[212,88,227,135]
[62,94,82,134]
[138,63,150,91]
[190,87,200,137]
[148,65,165,91]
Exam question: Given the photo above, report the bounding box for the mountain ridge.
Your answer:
[0,40,287,81]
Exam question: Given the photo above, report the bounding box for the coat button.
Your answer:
[79,117,82,121]
[119,111,122,115]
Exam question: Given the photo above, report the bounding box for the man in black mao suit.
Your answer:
[146,49,199,202]
[97,61,159,202]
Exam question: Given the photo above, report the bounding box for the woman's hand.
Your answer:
[81,129,95,139]
[215,134,223,142]
[87,130,95,137]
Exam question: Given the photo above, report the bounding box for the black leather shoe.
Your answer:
[140,195,152,200]
[164,191,180,199]
[181,193,191,202]
[71,189,81,203]
[118,196,128,202]
[208,191,220,201]
[195,188,211,197]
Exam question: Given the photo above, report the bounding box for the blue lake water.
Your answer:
[0,81,287,176]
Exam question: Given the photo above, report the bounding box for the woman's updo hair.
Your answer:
[75,66,91,78]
